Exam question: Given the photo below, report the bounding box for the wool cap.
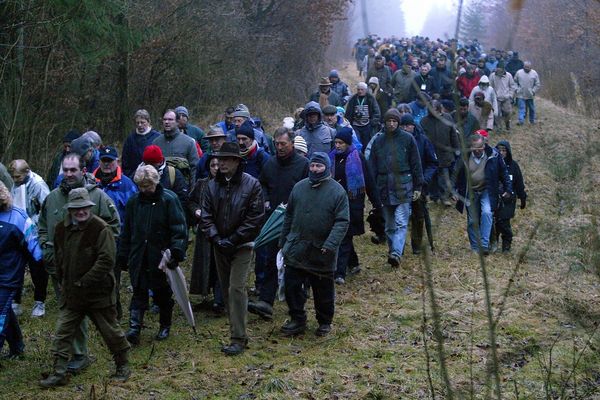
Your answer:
[399,114,415,126]
[294,136,308,154]
[335,127,353,145]
[383,108,402,124]
[235,120,255,140]
[175,106,189,118]
[142,144,164,165]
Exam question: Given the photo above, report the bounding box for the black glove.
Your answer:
[216,238,236,255]
[166,258,178,270]
[520,198,526,209]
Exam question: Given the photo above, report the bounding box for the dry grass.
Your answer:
[2,62,600,399]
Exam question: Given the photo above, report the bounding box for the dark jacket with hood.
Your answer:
[495,140,526,219]
[200,165,264,247]
[117,184,188,288]
[296,102,337,157]
[454,145,513,214]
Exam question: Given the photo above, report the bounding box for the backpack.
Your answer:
[165,156,191,183]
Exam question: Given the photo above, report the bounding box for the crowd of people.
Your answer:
[0,34,533,388]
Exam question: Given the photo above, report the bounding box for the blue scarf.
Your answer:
[329,145,365,199]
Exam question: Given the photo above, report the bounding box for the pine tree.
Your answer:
[459,0,488,45]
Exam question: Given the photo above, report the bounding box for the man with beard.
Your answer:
[248,128,309,320]
[38,153,120,374]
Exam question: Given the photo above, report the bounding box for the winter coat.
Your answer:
[454,145,513,214]
[489,71,517,101]
[153,129,200,179]
[242,145,269,179]
[495,140,526,220]
[408,73,436,101]
[505,59,524,77]
[187,176,212,226]
[409,101,429,125]
[121,129,161,178]
[117,184,188,289]
[94,166,138,229]
[38,174,120,271]
[470,86,499,116]
[430,67,454,99]
[391,69,417,103]
[55,215,116,310]
[420,112,460,168]
[457,72,481,98]
[411,125,439,188]
[368,128,423,206]
[0,207,42,289]
[330,148,378,236]
[309,90,343,107]
[452,110,481,140]
[346,94,381,131]
[366,65,393,95]
[200,166,264,246]
[297,102,337,156]
[10,171,49,225]
[259,152,309,210]
[514,69,541,99]
[330,81,350,105]
[181,122,208,153]
[279,177,349,272]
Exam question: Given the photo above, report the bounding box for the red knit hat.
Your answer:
[475,129,489,138]
[142,145,164,164]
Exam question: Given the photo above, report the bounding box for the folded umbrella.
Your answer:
[159,249,196,334]
[254,203,287,249]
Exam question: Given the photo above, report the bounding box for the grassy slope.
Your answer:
[3,62,600,400]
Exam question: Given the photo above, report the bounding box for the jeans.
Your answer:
[518,98,536,123]
[382,203,411,257]
[335,234,354,279]
[466,189,493,251]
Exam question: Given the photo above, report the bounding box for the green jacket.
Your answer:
[279,177,349,272]
[38,173,120,273]
[54,214,116,309]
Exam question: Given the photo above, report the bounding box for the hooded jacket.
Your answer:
[297,101,337,157]
[495,140,526,219]
[10,171,49,225]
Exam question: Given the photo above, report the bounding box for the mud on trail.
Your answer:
[3,61,600,399]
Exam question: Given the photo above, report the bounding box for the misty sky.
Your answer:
[349,0,458,40]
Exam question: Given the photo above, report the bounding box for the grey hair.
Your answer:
[134,164,160,185]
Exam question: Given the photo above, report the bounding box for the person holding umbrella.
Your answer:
[201,142,264,355]
[117,165,188,344]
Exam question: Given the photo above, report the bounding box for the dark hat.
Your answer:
[328,69,339,78]
[319,77,332,86]
[70,136,93,157]
[459,97,470,106]
[214,142,242,159]
[63,129,80,143]
[322,105,337,115]
[309,152,331,169]
[174,106,189,118]
[384,108,402,124]
[142,144,164,165]
[335,127,353,145]
[440,99,455,112]
[235,120,255,140]
[99,146,118,160]
[400,114,415,126]
[66,187,96,209]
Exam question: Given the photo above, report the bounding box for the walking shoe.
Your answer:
[67,355,91,374]
[31,301,45,317]
[39,373,68,388]
[442,199,453,207]
[11,303,22,316]
[247,300,273,320]
[516,121,524,126]
[348,265,362,275]
[387,254,400,267]
[334,277,345,285]
[280,320,306,336]
[315,324,332,337]
[155,326,170,341]
[111,363,131,382]
[221,343,246,356]
[482,248,490,256]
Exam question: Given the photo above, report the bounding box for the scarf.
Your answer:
[328,145,365,199]
[240,140,258,158]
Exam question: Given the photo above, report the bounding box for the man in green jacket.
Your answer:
[38,153,120,373]
[278,152,349,337]
[40,188,129,388]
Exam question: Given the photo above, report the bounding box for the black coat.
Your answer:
[495,140,526,219]
[259,152,309,212]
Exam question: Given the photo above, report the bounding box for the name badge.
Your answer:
[421,84,427,90]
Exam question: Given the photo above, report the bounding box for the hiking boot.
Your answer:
[370,234,385,245]
[248,300,273,320]
[155,326,170,341]
[67,354,91,374]
[280,320,306,336]
[334,277,345,285]
[39,373,68,388]
[387,254,400,267]
[11,303,22,316]
[315,324,332,337]
[31,301,45,318]
[126,309,144,345]
[221,342,246,356]
[111,363,131,382]
[482,248,490,256]
[505,121,511,131]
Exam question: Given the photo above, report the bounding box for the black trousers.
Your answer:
[129,269,174,326]
[284,266,335,325]
[495,218,513,249]
[14,260,48,304]
[258,243,279,306]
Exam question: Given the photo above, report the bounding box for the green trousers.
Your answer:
[214,247,253,345]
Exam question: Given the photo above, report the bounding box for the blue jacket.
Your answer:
[454,145,513,214]
[242,146,269,179]
[94,166,138,229]
[121,129,161,178]
[409,101,428,125]
[0,207,42,288]
[226,126,271,154]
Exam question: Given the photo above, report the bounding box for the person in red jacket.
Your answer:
[456,65,481,98]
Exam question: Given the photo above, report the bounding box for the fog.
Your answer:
[348,0,458,41]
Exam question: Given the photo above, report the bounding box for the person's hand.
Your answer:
[166,259,177,270]
[451,194,458,202]
[321,248,330,255]
[217,238,236,255]
[412,190,421,201]
[195,209,201,219]
[264,201,271,211]
[520,198,526,209]
[502,191,511,199]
